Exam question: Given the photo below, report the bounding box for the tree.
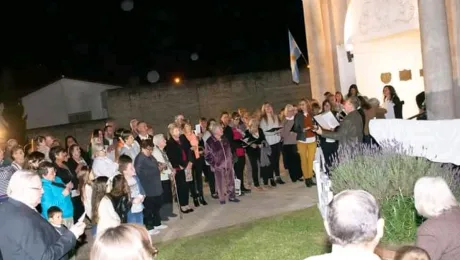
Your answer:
[0,68,27,144]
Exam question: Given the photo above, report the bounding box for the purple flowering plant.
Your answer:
[329,140,460,243]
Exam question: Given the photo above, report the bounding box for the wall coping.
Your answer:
[107,69,309,94]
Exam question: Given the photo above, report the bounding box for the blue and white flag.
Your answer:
[289,30,302,84]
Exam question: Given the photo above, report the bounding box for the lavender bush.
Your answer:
[330,140,460,202]
[330,141,460,243]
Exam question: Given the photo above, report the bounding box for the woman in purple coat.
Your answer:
[204,123,241,205]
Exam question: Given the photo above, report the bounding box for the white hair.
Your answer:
[327,190,380,246]
[7,170,40,197]
[414,177,458,218]
[152,134,165,146]
[368,98,380,107]
[209,123,222,135]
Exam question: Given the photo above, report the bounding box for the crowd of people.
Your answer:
[0,83,431,259]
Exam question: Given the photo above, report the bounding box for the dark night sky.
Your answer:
[0,0,307,96]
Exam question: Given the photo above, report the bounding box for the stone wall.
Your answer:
[107,69,311,134]
[26,119,107,147]
[25,69,311,142]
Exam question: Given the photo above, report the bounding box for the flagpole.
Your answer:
[300,53,308,65]
[288,29,308,65]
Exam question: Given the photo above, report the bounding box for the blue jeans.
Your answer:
[92,225,97,237]
[127,211,144,224]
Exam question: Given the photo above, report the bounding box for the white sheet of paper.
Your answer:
[195,124,201,134]
[314,112,340,129]
[77,212,86,223]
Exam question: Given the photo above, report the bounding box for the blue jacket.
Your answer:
[41,176,74,219]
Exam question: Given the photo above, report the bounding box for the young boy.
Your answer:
[48,206,76,259]
[47,206,68,235]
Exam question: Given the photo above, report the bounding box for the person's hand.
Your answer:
[66,182,74,190]
[158,163,166,171]
[133,196,142,204]
[251,144,258,149]
[69,221,86,238]
[258,144,263,148]
[315,127,323,135]
[62,188,70,196]
[303,127,311,132]
[107,145,115,152]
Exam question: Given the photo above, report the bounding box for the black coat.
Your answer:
[0,198,76,260]
[387,95,404,119]
[164,137,192,169]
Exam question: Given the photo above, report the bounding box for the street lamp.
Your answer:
[174,77,181,84]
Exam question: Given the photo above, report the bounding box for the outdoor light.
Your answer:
[347,51,354,63]
[174,77,181,84]
[345,43,354,63]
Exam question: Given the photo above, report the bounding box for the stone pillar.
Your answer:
[446,0,460,118]
[418,0,455,119]
[328,0,349,93]
[302,0,334,101]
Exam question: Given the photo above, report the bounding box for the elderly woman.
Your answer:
[414,176,460,260]
[134,140,167,233]
[164,123,194,213]
[152,134,178,220]
[204,123,240,204]
[0,145,25,196]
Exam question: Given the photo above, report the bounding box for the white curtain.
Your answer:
[369,119,460,165]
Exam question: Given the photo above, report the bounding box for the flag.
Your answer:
[289,30,302,84]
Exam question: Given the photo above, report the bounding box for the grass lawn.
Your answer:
[156,207,330,260]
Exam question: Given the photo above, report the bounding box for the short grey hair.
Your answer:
[152,134,165,146]
[414,177,458,218]
[347,96,360,109]
[7,170,40,196]
[368,98,380,107]
[209,122,222,135]
[327,190,380,246]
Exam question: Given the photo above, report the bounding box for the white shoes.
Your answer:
[154,224,168,230]
[148,229,160,235]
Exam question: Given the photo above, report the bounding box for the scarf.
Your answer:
[260,141,272,167]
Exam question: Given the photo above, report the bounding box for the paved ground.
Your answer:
[76,180,318,259]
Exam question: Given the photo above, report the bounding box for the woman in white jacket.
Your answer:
[259,102,285,186]
[91,176,120,236]
[91,144,119,178]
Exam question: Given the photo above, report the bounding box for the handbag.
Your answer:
[234,178,241,196]
[185,168,193,182]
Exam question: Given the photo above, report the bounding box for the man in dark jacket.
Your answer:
[315,97,364,148]
[0,170,85,260]
[134,121,154,144]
